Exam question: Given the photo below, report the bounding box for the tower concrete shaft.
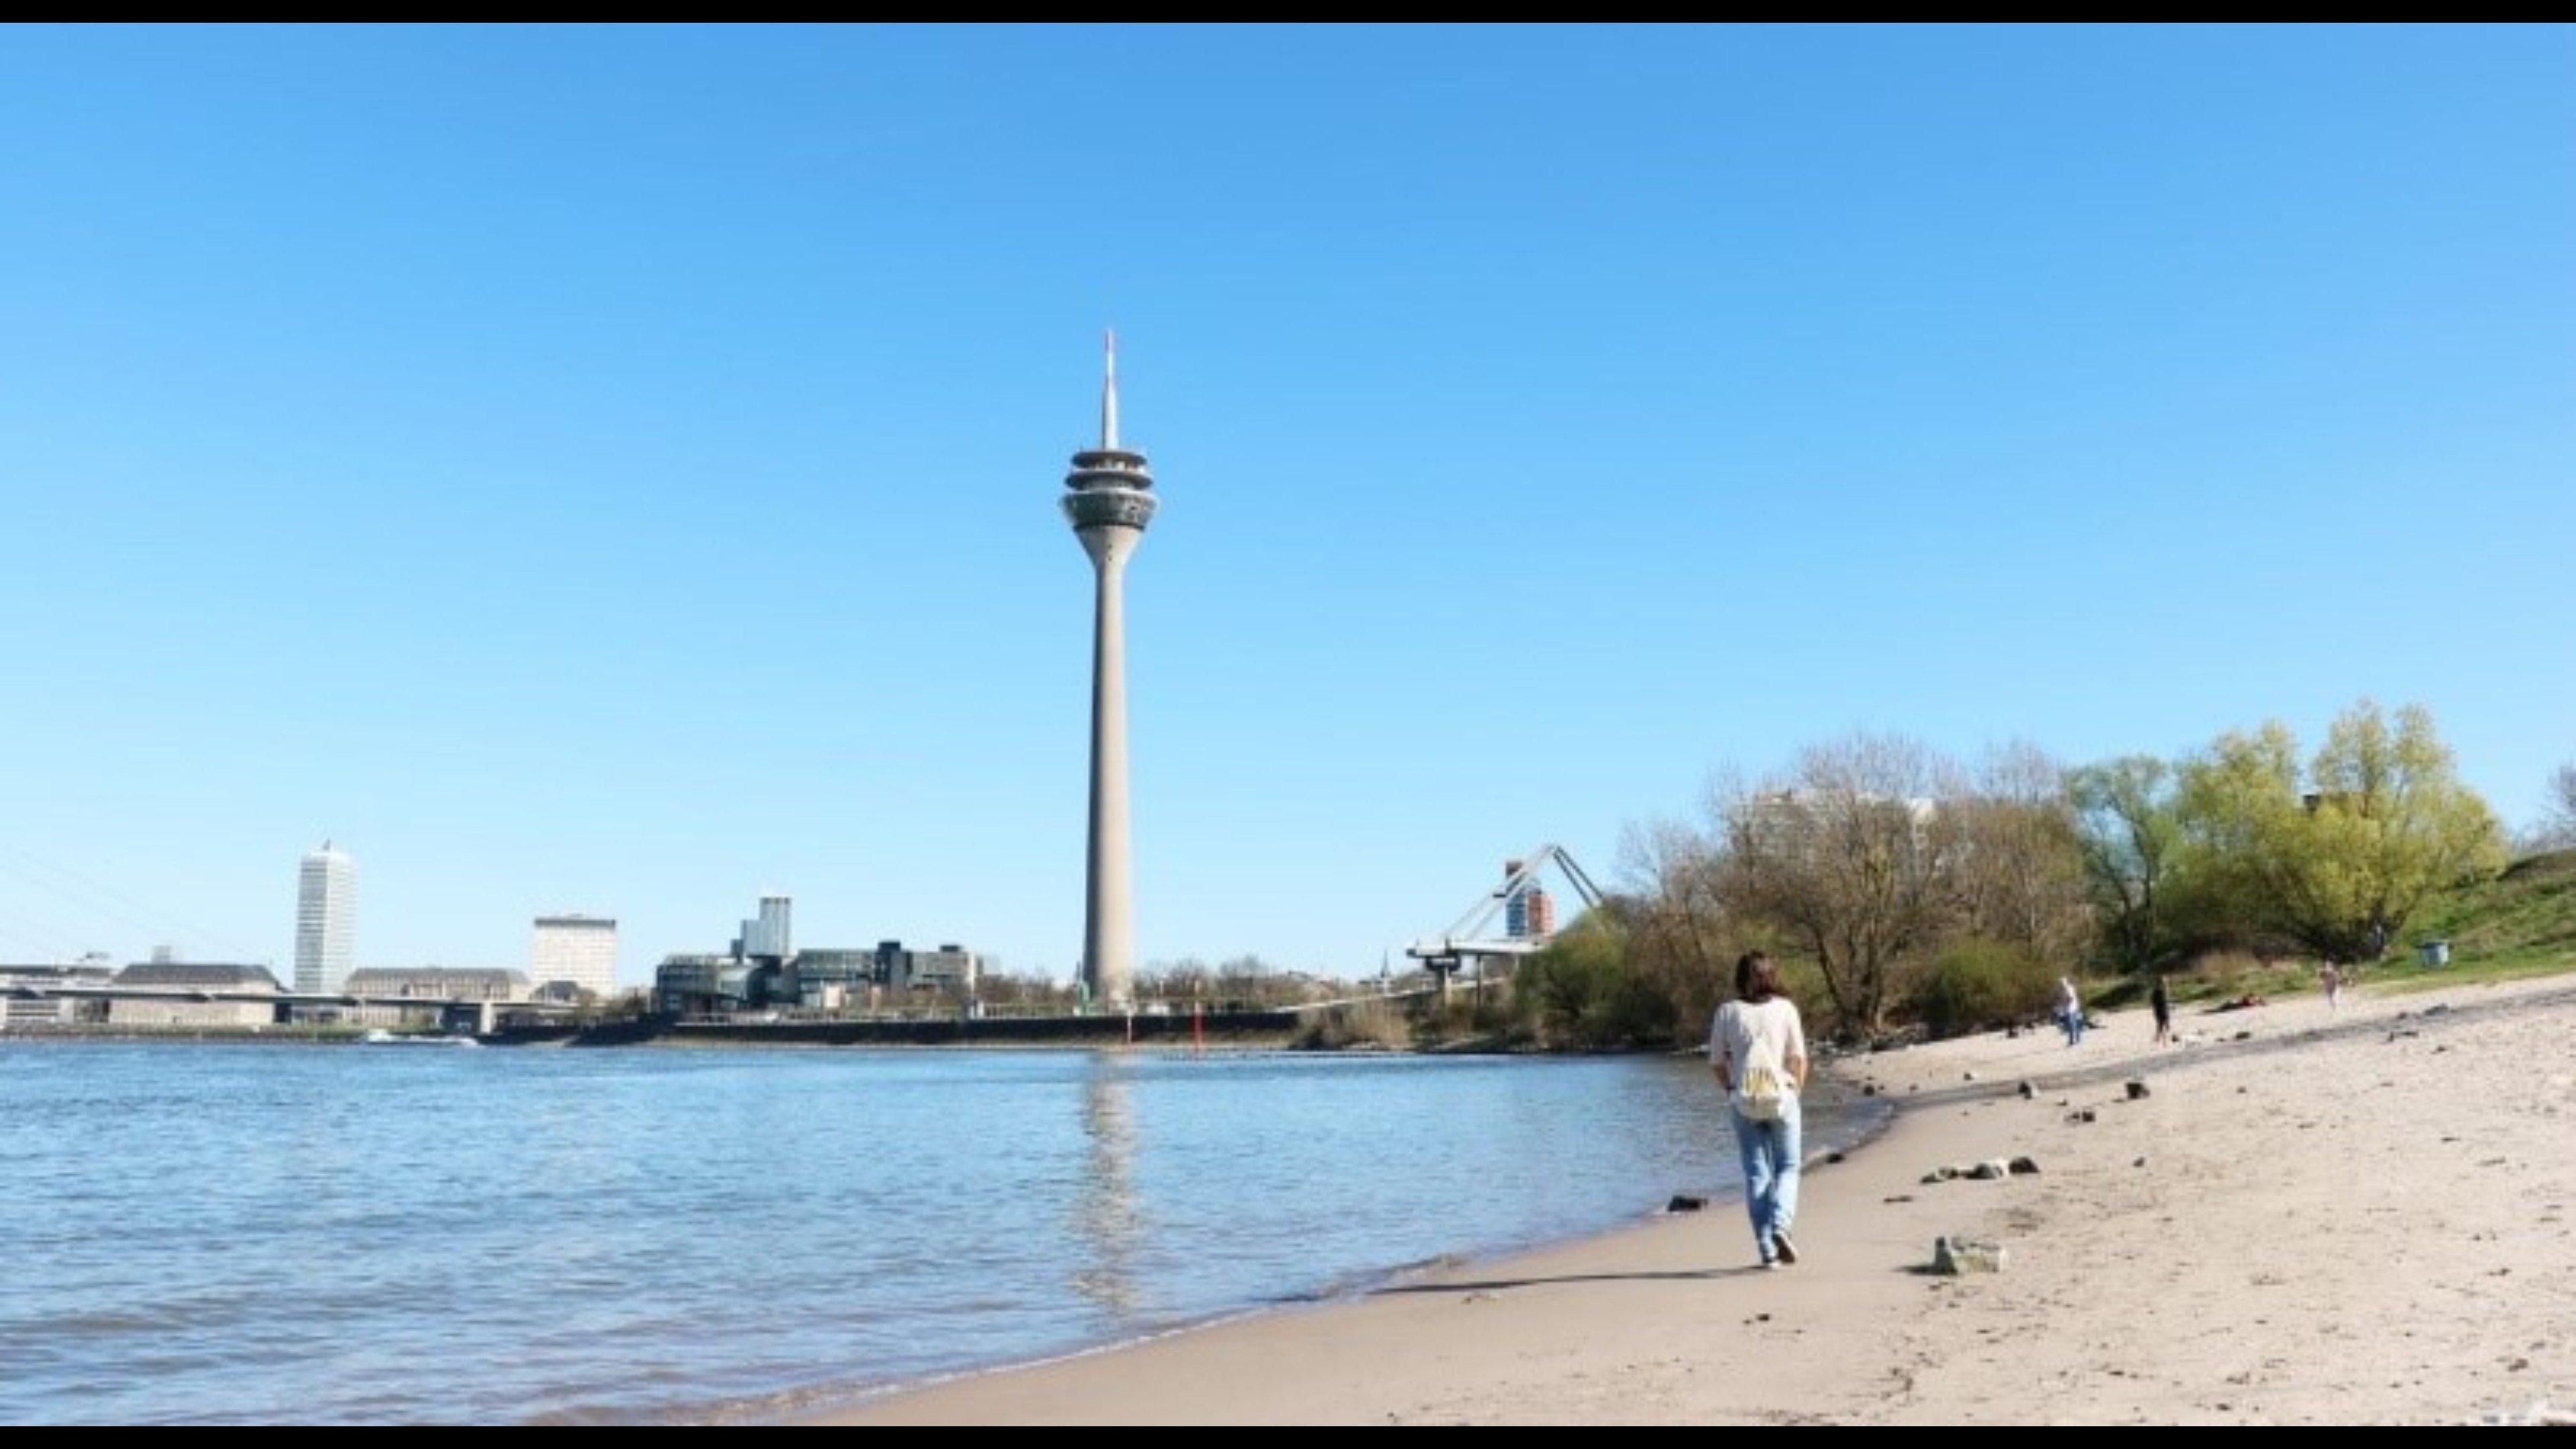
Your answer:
[1063,333,1156,1012]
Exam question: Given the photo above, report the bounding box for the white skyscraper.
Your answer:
[531,914,618,998]
[293,842,356,994]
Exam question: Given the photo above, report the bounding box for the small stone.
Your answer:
[2068,1109,2097,1124]
[1963,1071,1977,1082]
[2133,1156,2149,1168]
[2007,1156,2041,1176]
[1921,1172,1943,1185]
[1967,1159,2011,1181]
[2016,1081,2036,1100]
[1666,1194,1707,1214]
[1826,1150,1846,1165]
[2125,1079,2151,1100]
[2424,1004,2451,1016]
[1883,1194,1915,1204]
[1932,1235,2006,1275]
[2233,1029,2253,1041]
[1862,1083,1879,1097]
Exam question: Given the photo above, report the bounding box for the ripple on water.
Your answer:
[0,1042,1868,1423]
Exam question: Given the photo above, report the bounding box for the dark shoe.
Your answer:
[1772,1230,1800,1265]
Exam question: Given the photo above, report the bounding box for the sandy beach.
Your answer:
[816,974,2576,1425]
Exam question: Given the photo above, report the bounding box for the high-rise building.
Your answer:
[294,841,356,994]
[738,894,792,959]
[1503,859,1559,941]
[531,914,618,998]
[1523,885,1556,938]
[1063,333,1157,1012]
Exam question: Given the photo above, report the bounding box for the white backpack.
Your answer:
[1732,1006,1790,1123]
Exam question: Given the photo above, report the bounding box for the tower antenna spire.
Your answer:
[1101,328,1120,451]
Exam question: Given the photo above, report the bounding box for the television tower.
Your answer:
[1063,332,1157,1012]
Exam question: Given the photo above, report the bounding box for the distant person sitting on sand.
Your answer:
[2322,961,2343,1011]
[2055,976,2085,1047]
[1709,951,1809,1271]
[2150,973,2174,1046]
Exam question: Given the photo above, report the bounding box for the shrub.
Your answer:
[1918,939,2057,1038]
[1291,999,1411,1051]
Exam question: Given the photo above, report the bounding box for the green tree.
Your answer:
[2068,755,2188,971]
[2178,701,2506,961]
[1515,912,1658,1047]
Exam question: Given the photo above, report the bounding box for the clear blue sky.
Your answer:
[1,25,2568,983]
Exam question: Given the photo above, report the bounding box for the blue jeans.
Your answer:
[1731,1098,1802,1263]
[2059,1008,2084,1046]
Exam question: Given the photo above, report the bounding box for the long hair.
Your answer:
[1735,951,1782,1004]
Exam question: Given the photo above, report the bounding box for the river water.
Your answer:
[0,1041,1874,1424]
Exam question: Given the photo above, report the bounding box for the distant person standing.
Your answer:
[2055,975,2086,1047]
[1709,952,1809,1270]
[2322,961,2343,1012]
[2150,973,2174,1046]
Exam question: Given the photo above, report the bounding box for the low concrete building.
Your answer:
[0,958,117,1029]
[901,944,982,995]
[105,962,283,1030]
[339,967,529,1026]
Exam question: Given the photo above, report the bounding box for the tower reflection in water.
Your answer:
[1071,1057,1144,1320]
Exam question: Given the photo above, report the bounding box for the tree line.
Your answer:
[1519,699,2540,1047]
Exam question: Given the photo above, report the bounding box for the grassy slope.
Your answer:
[2088,847,2576,1010]
[2370,845,2576,991]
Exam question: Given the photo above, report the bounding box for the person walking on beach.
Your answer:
[2150,972,2174,1046]
[2055,975,2085,1047]
[1710,951,1809,1271]
[2322,961,2343,1012]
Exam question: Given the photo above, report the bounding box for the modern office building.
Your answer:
[651,896,982,1016]
[737,894,792,960]
[905,943,981,994]
[294,841,356,994]
[1063,333,1158,1012]
[1503,861,1558,941]
[531,914,618,998]
[106,961,282,1029]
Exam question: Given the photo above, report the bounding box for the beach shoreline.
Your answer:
[802,971,2576,1425]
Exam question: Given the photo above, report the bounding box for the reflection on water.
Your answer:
[1071,1059,1140,1318]
[0,1042,1872,1424]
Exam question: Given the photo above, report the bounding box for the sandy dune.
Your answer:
[811,975,2576,1425]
